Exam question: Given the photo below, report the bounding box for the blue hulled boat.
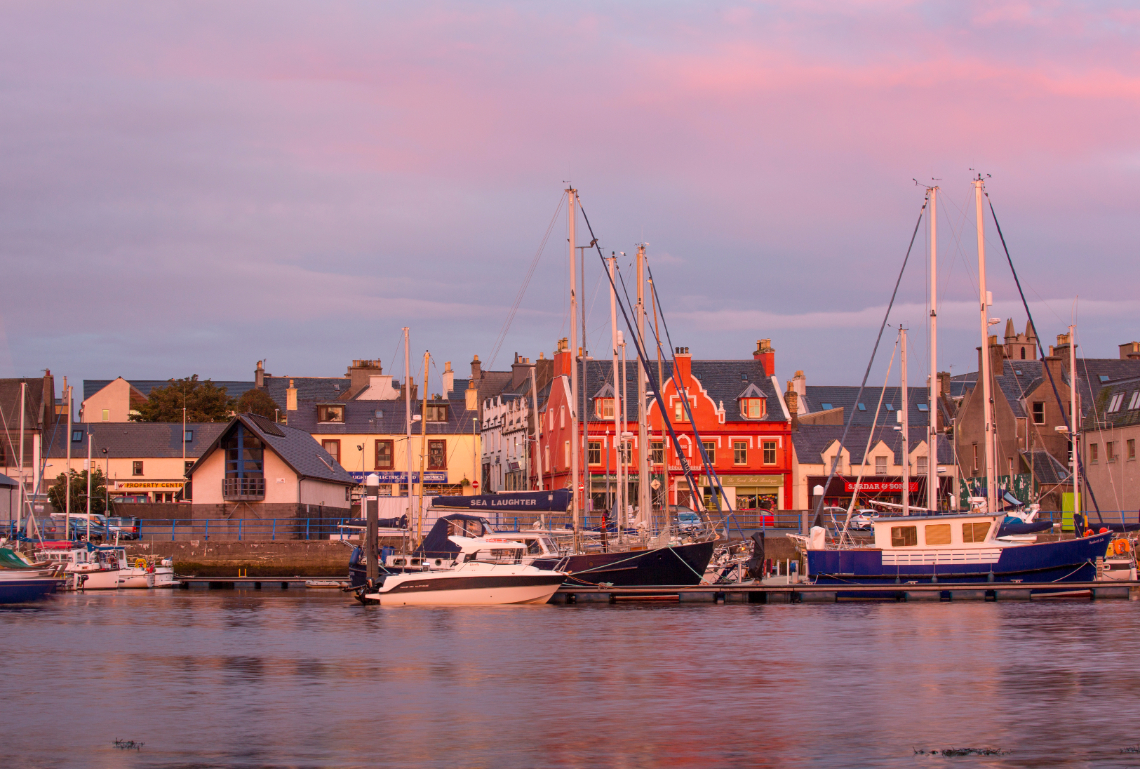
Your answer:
[802,513,1112,585]
[0,547,64,604]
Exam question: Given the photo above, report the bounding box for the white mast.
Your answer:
[636,245,650,525]
[567,187,580,548]
[608,254,623,542]
[16,381,25,535]
[86,432,92,541]
[531,366,543,491]
[66,384,72,539]
[404,327,412,523]
[928,186,939,513]
[900,327,910,516]
[1070,323,1080,525]
[620,331,629,537]
[974,176,997,514]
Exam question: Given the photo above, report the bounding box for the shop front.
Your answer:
[348,471,462,498]
[810,476,953,510]
[113,480,187,504]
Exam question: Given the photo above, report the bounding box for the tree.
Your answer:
[236,388,280,420]
[132,375,236,422]
[48,468,108,517]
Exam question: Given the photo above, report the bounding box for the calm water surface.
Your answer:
[4,590,1140,768]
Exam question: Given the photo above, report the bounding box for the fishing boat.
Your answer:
[61,545,155,590]
[801,513,1112,585]
[359,536,565,606]
[0,547,65,603]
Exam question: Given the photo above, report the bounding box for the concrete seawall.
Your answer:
[125,541,356,578]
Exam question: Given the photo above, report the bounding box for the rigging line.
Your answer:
[488,193,566,370]
[987,197,1105,523]
[839,335,899,546]
[812,198,928,528]
[575,199,711,523]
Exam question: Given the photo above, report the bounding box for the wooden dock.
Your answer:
[552,581,1140,603]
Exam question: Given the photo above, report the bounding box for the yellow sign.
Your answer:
[116,481,186,490]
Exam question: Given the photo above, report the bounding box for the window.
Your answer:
[1130,392,1140,410]
[674,402,689,422]
[1109,393,1125,413]
[702,441,716,465]
[588,440,602,466]
[651,441,664,465]
[317,404,345,423]
[428,439,447,470]
[1020,347,1026,360]
[102,409,109,422]
[885,404,894,411]
[424,403,448,422]
[544,446,550,472]
[1128,439,1136,460]
[963,522,991,543]
[132,461,143,476]
[917,456,928,475]
[741,398,766,419]
[891,526,918,547]
[185,460,194,476]
[733,440,747,465]
[820,402,833,410]
[618,442,632,464]
[875,456,887,474]
[375,439,394,469]
[1106,441,1116,462]
[322,440,341,463]
[763,440,777,465]
[563,441,570,466]
[184,430,194,442]
[71,430,83,442]
[917,403,929,412]
[597,399,615,419]
[1032,402,1045,424]
[972,443,979,473]
[925,524,951,546]
[857,403,866,411]
[560,406,565,429]
[1090,443,1099,463]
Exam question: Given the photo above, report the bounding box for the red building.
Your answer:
[534,339,793,512]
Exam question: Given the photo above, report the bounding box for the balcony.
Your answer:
[223,476,266,501]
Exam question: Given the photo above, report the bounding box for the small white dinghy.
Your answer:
[361,537,565,606]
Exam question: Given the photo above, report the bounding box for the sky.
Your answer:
[1,0,1137,399]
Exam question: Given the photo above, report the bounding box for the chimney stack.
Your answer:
[754,339,775,377]
[1120,342,1140,360]
[471,354,482,382]
[442,361,454,396]
[255,360,265,389]
[785,380,799,431]
[286,379,298,411]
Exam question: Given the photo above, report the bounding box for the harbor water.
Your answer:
[4,591,1140,767]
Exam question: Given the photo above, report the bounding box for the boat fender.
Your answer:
[135,558,147,569]
[1083,529,1094,538]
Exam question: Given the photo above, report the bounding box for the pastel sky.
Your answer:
[1,1,1137,396]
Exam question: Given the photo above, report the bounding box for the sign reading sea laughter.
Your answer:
[430,490,572,511]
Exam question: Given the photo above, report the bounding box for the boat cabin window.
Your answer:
[524,538,546,555]
[890,526,918,547]
[470,548,522,564]
[446,519,486,538]
[925,524,951,546]
[962,522,991,543]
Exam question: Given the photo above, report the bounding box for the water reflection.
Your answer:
[3,593,1140,767]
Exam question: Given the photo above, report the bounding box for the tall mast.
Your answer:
[86,432,92,541]
[928,186,939,513]
[17,381,25,535]
[567,187,580,548]
[608,254,623,543]
[66,384,72,539]
[531,366,543,491]
[900,327,910,517]
[417,351,429,544]
[1070,323,1080,525]
[636,245,650,525]
[974,176,997,514]
[620,332,629,537]
[404,327,412,523]
[580,242,589,526]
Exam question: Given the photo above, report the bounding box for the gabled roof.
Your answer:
[188,413,355,485]
[284,385,478,436]
[0,377,54,429]
[793,424,953,466]
[43,422,227,459]
[802,385,932,428]
[1020,449,1070,486]
[262,376,350,411]
[1084,375,1140,431]
[83,379,254,401]
[0,473,16,489]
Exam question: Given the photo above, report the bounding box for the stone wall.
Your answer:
[133,502,353,542]
[125,540,353,578]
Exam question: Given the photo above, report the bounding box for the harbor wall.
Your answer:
[124,540,356,577]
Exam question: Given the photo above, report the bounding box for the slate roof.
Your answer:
[802,385,933,429]
[0,377,53,428]
[262,376,351,410]
[188,414,355,485]
[992,360,1045,419]
[284,386,478,436]
[570,358,784,423]
[1084,375,1140,431]
[83,379,255,401]
[793,424,953,466]
[1020,449,1071,486]
[0,473,16,488]
[42,422,227,459]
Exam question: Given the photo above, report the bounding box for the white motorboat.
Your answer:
[65,546,154,590]
[361,537,565,606]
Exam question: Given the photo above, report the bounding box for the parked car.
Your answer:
[674,509,702,531]
[107,516,142,540]
[50,513,110,541]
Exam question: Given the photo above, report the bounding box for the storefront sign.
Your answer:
[115,481,186,490]
[843,480,920,493]
[349,471,448,484]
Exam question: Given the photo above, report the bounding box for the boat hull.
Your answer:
[807,532,1113,585]
[365,573,565,606]
[75,569,155,590]
[0,577,62,604]
[532,540,716,587]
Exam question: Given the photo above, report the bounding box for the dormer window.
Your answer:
[597,399,615,419]
[317,404,345,423]
[740,398,766,419]
[423,403,449,422]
